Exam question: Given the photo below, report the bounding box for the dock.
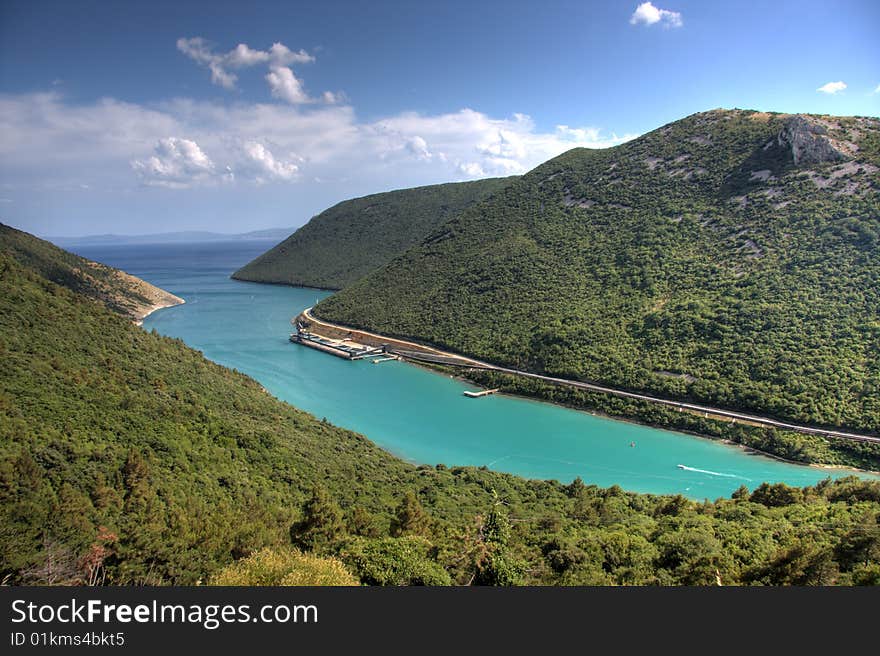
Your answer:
[291,331,386,360]
[463,388,500,398]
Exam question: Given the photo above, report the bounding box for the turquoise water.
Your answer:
[75,241,877,500]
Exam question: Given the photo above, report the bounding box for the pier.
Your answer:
[291,331,386,360]
[463,388,500,398]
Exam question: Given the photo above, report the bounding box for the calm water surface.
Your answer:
[73,241,877,500]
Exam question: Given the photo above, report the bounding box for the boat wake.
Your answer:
[677,464,750,481]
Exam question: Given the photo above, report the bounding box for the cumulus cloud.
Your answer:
[177,37,239,89]
[178,37,327,103]
[366,109,636,178]
[629,2,683,28]
[405,136,433,161]
[322,91,343,104]
[0,92,638,195]
[131,137,217,188]
[238,141,300,182]
[266,66,310,104]
[817,81,847,95]
[266,43,314,66]
[226,43,271,68]
[457,162,485,177]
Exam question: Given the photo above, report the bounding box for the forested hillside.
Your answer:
[315,110,880,441]
[232,177,512,289]
[0,223,182,322]
[2,227,879,586]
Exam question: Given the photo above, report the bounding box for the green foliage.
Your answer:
[208,547,359,586]
[472,504,521,586]
[290,485,345,553]
[314,110,880,468]
[340,536,452,586]
[3,227,880,586]
[232,177,513,289]
[390,490,430,537]
[0,223,176,320]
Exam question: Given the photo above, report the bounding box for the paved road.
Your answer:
[300,308,880,445]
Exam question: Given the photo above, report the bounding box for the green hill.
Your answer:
[232,177,513,289]
[0,223,183,322]
[314,110,880,451]
[3,226,880,586]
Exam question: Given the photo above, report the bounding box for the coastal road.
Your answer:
[300,308,880,446]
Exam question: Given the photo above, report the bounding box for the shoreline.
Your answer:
[135,297,185,326]
[299,307,880,475]
[407,358,880,479]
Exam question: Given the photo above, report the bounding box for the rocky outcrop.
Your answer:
[778,115,848,166]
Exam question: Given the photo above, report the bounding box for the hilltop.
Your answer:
[1,223,183,322]
[314,110,880,459]
[233,177,513,289]
[4,227,880,586]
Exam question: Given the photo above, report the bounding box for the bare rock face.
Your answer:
[778,115,848,166]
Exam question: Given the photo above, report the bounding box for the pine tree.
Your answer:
[472,494,521,586]
[390,490,429,537]
[290,485,344,553]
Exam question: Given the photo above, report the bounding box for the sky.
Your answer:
[0,0,878,237]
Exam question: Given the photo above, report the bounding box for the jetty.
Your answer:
[463,388,500,398]
[291,331,386,360]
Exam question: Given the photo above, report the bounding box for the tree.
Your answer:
[348,506,381,538]
[340,536,451,586]
[390,491,429,537]
[834,516,880,570]
[472,496,521,586]
[290,485,344,553]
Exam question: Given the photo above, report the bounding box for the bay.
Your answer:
[74,241,877,500]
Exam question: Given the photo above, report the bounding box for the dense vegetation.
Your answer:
[1,223,180,321]
[315,110,880,462]
[233,177,512,289]
[3,227,880,586]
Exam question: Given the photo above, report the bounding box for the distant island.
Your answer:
[50,227,294,247]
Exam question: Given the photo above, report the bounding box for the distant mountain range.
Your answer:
[50,227,294,247]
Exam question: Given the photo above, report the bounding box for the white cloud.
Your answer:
[267,43,314,66]
[177,37,239,89]
[816,80,847,95]
[177,37,328,102]
[0,92,638,194]
[457,162,485,177]
[266,66,311,104]
[131,137,217,188]
[630,2,683,28]
[226,43,270,68]
[322,90,343,104]
[239,141,300,182]
[366,109,636,177]
[872,83,880,95]
[405,136,433,161]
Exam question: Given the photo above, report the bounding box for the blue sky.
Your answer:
[1,0,878,237]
